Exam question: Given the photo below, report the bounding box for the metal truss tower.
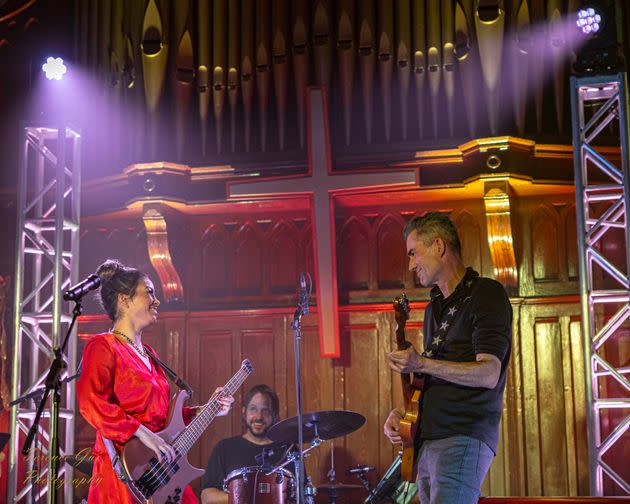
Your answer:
[570,73,630,496]
[8,126,81,503]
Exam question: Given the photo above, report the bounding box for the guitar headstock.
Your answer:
[393,293,410,326]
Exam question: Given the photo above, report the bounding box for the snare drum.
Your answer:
[225,466,295,504]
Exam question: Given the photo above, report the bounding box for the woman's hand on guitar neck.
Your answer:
[134,424,177,464]
[208,387,234,417]
[383,408,405,445]
[387,344,423,374]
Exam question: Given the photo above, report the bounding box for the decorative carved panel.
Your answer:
[269,220,299,294]
[234,223,264,295]
[454,210,483,276]
[531,206,560,282]
[376,215,406,290]
[201,225,229,295]
[338,217,370,291]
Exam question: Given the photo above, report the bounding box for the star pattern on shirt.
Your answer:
[448,306,457,317]
[439,321,450,331]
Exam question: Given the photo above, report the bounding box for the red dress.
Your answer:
[77,333,198,503]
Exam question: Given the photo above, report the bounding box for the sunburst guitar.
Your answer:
[393,293,424,482]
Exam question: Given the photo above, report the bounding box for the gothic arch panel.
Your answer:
[376,214,406,290]
[234,222,264,295]
[337,216,370,291]
[269,220,299,294]
[201,225,229,295]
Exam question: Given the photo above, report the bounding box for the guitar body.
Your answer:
[121,390,204,504]
[118,359,254,504]
[393,294,424,482]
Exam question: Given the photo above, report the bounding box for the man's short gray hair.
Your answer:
[403,212,462,257]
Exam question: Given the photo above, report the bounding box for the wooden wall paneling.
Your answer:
[272,315,290,420]
[564,205,579,281]
[517,195,578,298]
[186,321,240,492]
[269,219,300,294]
[531,206,561,283]
[337,216,370,291]
[535,317,569,495]
[241,327,276,389]
[200,224,230,297]
[517,302,586,496]
[519,304,545,495]
[453,209,483,277]
[375,214,406,291]
[233,222,264,295]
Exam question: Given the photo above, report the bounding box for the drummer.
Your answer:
[201,384,286,504]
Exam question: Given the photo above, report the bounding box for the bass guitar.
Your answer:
[393,293,424,482]
[119,359,254,503]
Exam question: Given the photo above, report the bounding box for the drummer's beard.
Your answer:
[244,415,271,439]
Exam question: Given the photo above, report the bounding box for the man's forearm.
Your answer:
[200,487,228,504]
[419,355,499,389]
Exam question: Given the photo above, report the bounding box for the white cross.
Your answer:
[228,87,417,357]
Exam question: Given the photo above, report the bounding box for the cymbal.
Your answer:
[267,410,365,444]
[317,482,364,492]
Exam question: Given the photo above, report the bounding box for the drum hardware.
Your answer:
[314,440,366,504]
[362,452,417,504]
[265,410,366,504]
[346,464,375,492]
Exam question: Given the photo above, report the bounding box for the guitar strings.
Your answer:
[140,370,248,491]
[137,365,252,493]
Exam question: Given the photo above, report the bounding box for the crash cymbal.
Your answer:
[317,482,364,492]
[267,410,365,444]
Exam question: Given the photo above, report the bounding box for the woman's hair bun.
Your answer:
[95,259,124,285]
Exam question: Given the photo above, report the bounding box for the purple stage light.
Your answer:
[576,7,602,34]
[42,57,67,80]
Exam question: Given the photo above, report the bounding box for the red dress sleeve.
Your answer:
[77,335,140,444]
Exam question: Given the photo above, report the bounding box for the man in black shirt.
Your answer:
[201,384,286,503]
[384,212,512,504]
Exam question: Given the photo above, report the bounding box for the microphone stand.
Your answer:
[13,299,83,504]
[292,273,312,504]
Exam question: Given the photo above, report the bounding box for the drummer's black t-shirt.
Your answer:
[202,435,288,491]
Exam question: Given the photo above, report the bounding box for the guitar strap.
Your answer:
[145,346,193,399]
[102,348,193,485]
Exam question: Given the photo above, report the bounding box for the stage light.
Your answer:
[576,7,602,35]
[42,57,67,80]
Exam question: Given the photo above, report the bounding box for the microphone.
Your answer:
[299,272,309,315]
[63,274,101,301]
[346,465,375,476]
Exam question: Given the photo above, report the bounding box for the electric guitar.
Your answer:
[119,359,254,503]
[393,293,424,482]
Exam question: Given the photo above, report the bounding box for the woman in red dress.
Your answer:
[77,259,233,503]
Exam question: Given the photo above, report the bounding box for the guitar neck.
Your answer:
[173,365,252,455]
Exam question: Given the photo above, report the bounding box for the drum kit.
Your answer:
[223,409,378,504]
